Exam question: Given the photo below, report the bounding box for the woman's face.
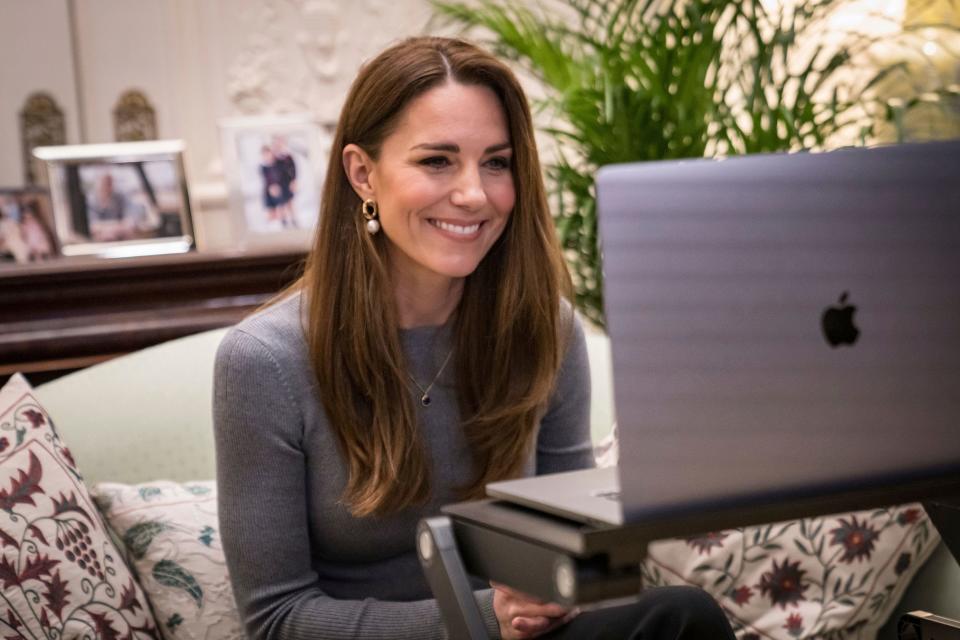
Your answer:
[364,81,516,284]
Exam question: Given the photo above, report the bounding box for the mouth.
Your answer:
[427,218,484,238]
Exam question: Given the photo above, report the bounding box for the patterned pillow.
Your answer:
[594,428,941,638]
[643,504,940,640]
[642,506,940,639]
[0,373,159,639]
[91,480,244,640]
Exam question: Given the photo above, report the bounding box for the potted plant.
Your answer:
[433,0,959,327]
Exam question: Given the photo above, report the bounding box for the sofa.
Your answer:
[0,326,956,640]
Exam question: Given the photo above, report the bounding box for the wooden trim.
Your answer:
[0,249,306,384]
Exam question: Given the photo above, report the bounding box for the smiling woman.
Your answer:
[212,36,735,640]
[342,81,517,323]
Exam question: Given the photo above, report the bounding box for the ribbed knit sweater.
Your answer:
[213,292,593,639]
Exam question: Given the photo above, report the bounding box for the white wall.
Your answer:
[0,0,441,247]
[1,1,954,247]
[0,0,82,181]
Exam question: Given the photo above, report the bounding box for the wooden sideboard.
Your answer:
[0,249,307,385]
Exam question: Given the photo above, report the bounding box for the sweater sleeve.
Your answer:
[213,328,501,640]
[536,310,596,474]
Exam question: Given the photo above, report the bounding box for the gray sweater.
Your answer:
[213,292,593,640]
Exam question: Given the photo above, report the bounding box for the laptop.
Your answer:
[487,141,960,527]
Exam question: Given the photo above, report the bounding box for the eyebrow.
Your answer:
[410,142,512,154]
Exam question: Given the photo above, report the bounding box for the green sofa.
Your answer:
[32,328,960,639]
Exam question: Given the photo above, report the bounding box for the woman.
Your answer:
[214,36,735,640]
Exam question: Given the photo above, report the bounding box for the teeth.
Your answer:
[431,219,481,235]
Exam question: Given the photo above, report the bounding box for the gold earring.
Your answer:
[361,199,380,235]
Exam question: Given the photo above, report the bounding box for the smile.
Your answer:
[428,219,483,236]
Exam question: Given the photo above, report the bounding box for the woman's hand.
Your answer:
[491,581,579,639]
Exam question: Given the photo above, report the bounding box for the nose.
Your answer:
[449,167,487,212]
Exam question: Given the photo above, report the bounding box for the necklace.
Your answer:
[407,348,454,407]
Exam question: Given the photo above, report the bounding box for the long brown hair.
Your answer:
[301,36,572,517]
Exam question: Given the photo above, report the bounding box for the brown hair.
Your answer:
[301,36,572,516]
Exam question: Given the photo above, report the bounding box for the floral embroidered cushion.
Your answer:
[0,373,159,639]
[594,428,940,638]
[91,480,244,640]
[642,506,940,638]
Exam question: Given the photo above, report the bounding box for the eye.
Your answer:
[419,156,451,169]
[485,156,511,171]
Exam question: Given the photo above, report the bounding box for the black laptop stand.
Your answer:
[417,475,960,640]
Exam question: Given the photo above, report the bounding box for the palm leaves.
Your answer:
[433,0,959,327]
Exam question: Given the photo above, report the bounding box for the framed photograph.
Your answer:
[33,140,194,258]
[0,187,59,265]
[219,114,330,248]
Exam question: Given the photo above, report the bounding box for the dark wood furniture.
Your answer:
[0,249,306,385]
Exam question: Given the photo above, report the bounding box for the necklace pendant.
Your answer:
[420,394,431,407]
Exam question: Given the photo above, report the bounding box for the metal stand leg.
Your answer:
[898,611,960,639]
[417,516,490,640]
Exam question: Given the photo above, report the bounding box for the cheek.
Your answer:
[381,172,443,212]
[488,177,516,218]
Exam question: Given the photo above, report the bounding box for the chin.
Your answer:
[430,256,485,279]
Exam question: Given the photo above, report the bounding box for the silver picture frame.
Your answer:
[33,140,195,259]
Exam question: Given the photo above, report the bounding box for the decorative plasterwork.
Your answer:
[226,1,341,115]
[19,93,67,185]
[113,89,158,141]
[224,0,416,119]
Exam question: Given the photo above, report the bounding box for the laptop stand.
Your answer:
[418,476,960,640]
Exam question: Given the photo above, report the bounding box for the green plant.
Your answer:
[432,0,959,328]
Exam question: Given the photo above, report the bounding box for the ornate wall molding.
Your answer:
[19,93,67,185]
[223,0,425,120]
[113,89,158,141]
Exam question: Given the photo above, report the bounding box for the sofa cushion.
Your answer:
[594,429,941,638]
[92,480,244,640]
[642,505,940,639]
[0,373,159,639]
[35,328,228,486]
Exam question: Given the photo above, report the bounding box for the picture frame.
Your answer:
[33,140,195,259]
[219,114,330,249]
[0,187,59,266]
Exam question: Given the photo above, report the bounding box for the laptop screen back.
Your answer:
[596,142,960,523]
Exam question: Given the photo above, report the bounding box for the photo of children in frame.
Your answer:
[0,188,58,265]
[259,136,300,229]
[221,116,328,239]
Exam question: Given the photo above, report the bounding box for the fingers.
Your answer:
[492,588,568,619]
[519,601,569,619]
[513,615,552,636]
[491,581,574,636]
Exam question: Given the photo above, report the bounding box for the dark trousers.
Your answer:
[542,586,736,640]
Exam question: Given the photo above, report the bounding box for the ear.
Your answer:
[342,143,377,201]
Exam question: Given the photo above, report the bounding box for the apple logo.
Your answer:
[821,291,860,347]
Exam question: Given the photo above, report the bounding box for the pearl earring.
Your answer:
[361,199,380,235]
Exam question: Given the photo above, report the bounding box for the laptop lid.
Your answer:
[486,467,623,526]
[597,141,960,523]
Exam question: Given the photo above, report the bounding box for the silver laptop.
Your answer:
[488,141,960,527]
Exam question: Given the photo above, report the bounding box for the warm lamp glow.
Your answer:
[828,0,906,36]
[759,0,907,34]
